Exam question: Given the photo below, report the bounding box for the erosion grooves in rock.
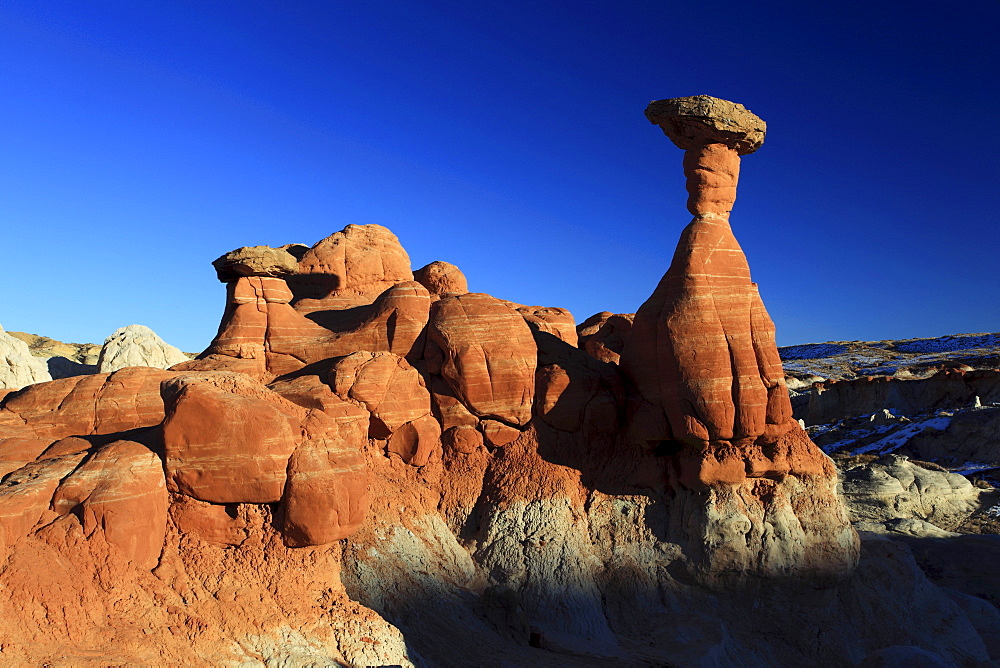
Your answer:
[2,97,989,667]
[621,95,858,582]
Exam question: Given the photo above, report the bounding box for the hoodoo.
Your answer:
[622,95,858,582]
[0,96,991,666]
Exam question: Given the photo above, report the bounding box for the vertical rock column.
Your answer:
[621,96,858,583]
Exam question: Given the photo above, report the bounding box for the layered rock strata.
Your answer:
[0,98,992,665]
[621,95,857,582]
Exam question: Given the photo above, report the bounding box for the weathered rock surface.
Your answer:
[842,454,981,531]
[620,95,855,583]
[577,311,634,364]
[0,98,994,666]
[413,260,469,296]
[98,324,190,373]
[191,275,430,377]
[0,367,175,441]
[514,304,578,346]
[6,329,101,379]
[645,94,766,155]
[50,439,168,569]
[0,325,52,389]
[425,293,536,427]
[328,351,440,465]
[800,368,1000,426]
[290,224,414,311]
[212,244,299,282]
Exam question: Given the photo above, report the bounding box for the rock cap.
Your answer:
[212,246,299,282]
[645,95,766,155]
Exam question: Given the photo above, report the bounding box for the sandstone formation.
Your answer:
[413,260,469,296]
[0,98,995,665]
[425,293,537,427]
[577,311,634,364]
[842,454,981,532]
[98,324,190,373]
[289,223,413,311]
[801,368,1000,425]
[0,325,52,389]
[619,95,856,582]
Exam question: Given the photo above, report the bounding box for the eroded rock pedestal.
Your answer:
[622,95,858,582]
[0,98,990,666]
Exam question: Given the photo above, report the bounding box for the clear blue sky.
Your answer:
[3,1,998,352]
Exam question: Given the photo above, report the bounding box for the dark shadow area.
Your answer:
[893,532,1000,607]
[302,303,372,333]
[45,357,98,379]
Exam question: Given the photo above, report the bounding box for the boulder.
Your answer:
[161,371,370,542]
[0,325,52,390]
[161,372,306,503]
[328,351,441,465]
[414,260,468,296]
[577,312,634,364]
[212,245,299,282]
[841,455,980,531]
[50,440,168,568]
[290,224,414,311]
[97,325,190,373]
[425,293,536,427]
[0,367,175,441]
[514,305,578,346]
[282,405,370,546]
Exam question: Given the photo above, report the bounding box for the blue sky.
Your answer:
[2,1,998,352]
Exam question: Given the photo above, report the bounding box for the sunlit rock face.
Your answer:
[1,98,990,667]
[620,95,858,583]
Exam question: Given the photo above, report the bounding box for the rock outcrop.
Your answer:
[801,369,1000,425]
[842,454,981,532]
[0,325,52,389]
[620,95,856,582]
[0,97,994,666]
[98,324,190,373]
[413,260,469,297]
[290,224,414,311]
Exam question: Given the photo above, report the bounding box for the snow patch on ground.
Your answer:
[779,343,848,361]
[851,417,952,455]
[893,333,1000,355]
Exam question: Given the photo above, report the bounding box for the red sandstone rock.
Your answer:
[0,453,85,557]
[513,305,578,346]
[290,224,414,311]
[480,419,521,448]
[0,437,52,478]
[577,312,634,364]
[425,293,536,427]
[50,440,168,569]
[329,351,432,435]
[428,375,479,431]
[385,413,441,466]
[327,351,441,466]
[621,138,789,447]
[441,424,482,454]
[616,95,857,585]
[198,275,430,376]
[282,405,369,545]
[0,368,175,441]
[414,260,469,296]
[161,371,371,544]
[161,372,305,503]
